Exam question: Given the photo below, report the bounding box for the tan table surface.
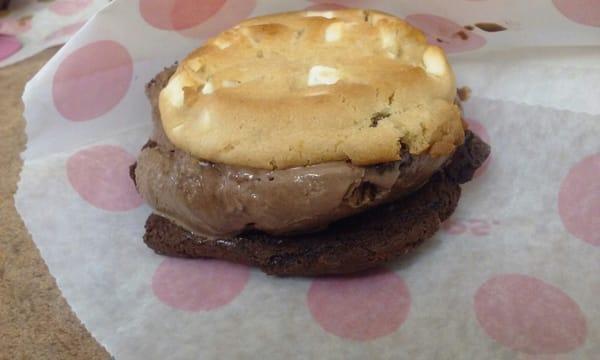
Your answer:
[0,47,110,359]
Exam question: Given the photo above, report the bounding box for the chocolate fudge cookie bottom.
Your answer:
[142,131,489,276]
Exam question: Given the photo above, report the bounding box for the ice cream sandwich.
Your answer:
[131,9,490,275]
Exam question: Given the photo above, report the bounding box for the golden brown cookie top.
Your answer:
[159,9,464,169]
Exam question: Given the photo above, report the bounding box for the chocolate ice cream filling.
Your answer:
[135,142,448,237]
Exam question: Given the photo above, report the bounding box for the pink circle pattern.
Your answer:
[176,0,256,39]
[139,0,226,31]
[0,35,22,61]
[307,268,411,341]
[474,274,587,354]
[553,0,600,27]
[152,258,250,312]
[0,16,33,35]
[67,145,143,211]
[558,153,600,246]
[465,118,491,177]
[49,0,93,16]
[405,14,487,53]
[53,40,133,121]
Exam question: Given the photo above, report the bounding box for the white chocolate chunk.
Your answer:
[305,11,335,19]
[380,30,396,49]
[308,65,340,86]
[423,46,448,77]
[222,80,240,88]
[201,82,214,95]
[163,74,185,107]
[213,39,231,50]
[325,22,344,42]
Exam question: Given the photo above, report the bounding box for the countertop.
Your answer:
[0,47,110,359]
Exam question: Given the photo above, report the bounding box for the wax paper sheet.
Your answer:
[16,1,600,359]
[0,0,109,67]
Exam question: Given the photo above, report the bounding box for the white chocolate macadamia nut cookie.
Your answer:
[159,9,464,169]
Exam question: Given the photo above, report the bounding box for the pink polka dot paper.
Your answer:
[475,274,587,354]
[152,258,250,312]
[15,0,600,359]
[0,0,107,67]
[49,0,93,16]
[558,154,600,246]
[406,14,487,53]
[553,0,600,27]
[139,0,227,31]
[66,145,142,211]
[0,35,22,61]
[53,41,133,121]
[307,268,411,341]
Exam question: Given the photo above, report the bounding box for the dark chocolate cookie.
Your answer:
[141,130,489,276]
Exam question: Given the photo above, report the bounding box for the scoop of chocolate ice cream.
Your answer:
[134,139,448,237]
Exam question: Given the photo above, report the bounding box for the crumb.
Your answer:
[457,87,472,102]
[456,30,469,40]
[475,22,507,32]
